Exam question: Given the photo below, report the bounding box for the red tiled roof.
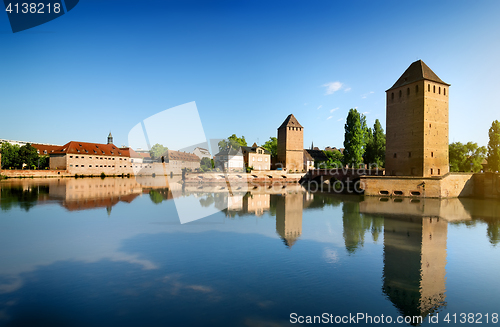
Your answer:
[120,147,142,158]
[31,144,63,155]
[52,141,130,157]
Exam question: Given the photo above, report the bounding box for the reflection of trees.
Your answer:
[149,190,164,204]
[199,194,215,207]
[486,219,500,246]
[342,201,384,254]
[148,188,173,205]
[0,186,49,212]
[453,198,500,246]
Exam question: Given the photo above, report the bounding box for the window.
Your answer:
[439,87,441,94]
[431,152,434,157]
[70,156,73,158]
[438,169,441,175]
[69,165,73,167]
[408,152,411,158]
[76,156,79,159]
[428,84,430,92]
[89,165,92,167]
[431,168,433,174]
[393,153,397,158]
[415,85,419,93]
[391,92,394,100]
[444,88,446,96]
[81,165,85,168]
[429,123,432,128]
[399,90,402,98]
[75,165,79,167]
[407,87,410,95]
[433,85,436,93]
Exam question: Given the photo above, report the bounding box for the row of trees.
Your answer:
[449,120,500,173]
[0,143,49,170]
[343,109,386,168]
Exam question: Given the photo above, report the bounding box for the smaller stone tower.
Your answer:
[277,114,304,171]
[107,132,113,145]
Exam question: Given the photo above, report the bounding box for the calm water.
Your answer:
[0,178,499,327]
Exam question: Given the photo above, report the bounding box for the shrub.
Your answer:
[100,172,106,179]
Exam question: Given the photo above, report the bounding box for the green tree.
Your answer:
[318,150,343,168]
[261,137,278,158]
[150,144,168,160]
[200,157,213,171]
[364,119,386,167]
[487,120,500,172]
[18,144,38,169]
[343,109,368,167]
[218,134,247,155]
[449,142,486,172]
[0,142,21,169]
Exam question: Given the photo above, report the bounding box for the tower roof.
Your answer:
[387,60,450,91]
[278,114,303,129]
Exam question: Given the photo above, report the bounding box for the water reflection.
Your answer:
[1,179,500,326]
[382,216,447,320]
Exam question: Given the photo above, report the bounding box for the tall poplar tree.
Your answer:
[487,120,500,172]
[365,119,386,167]
[343,109,367,167]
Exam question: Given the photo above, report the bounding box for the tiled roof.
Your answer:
[120,147,142,158]
[52,141,130,157]
[31,143,64,155]
[194,147,210,154]
[241,146,271,155]
[303,150,314,161]
[167,150,200,162]
[278,114,303,129]
[138,152,151,158]
[304,149,328,162]
[387,60,449,91]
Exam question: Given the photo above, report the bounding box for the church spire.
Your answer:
[107,132,113,145]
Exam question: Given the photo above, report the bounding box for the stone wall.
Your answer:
[472,172,500,199]
[0,169,72,178]
[361,173,474,198]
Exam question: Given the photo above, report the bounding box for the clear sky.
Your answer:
[1,0,499,151]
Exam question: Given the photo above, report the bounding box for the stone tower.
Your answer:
[107,132,113,145]
[277,114,303,171]
[385,60,450,177]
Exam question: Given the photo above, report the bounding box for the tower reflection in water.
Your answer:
[358,197,473,321]
[275,192,304,247]
[382,216,447,318]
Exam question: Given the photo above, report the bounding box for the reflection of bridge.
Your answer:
[302,168,384,184]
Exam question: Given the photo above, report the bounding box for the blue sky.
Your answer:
[1,0,499,151]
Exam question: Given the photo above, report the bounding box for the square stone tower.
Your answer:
[385,60,450,177]
[277,114,303,171]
